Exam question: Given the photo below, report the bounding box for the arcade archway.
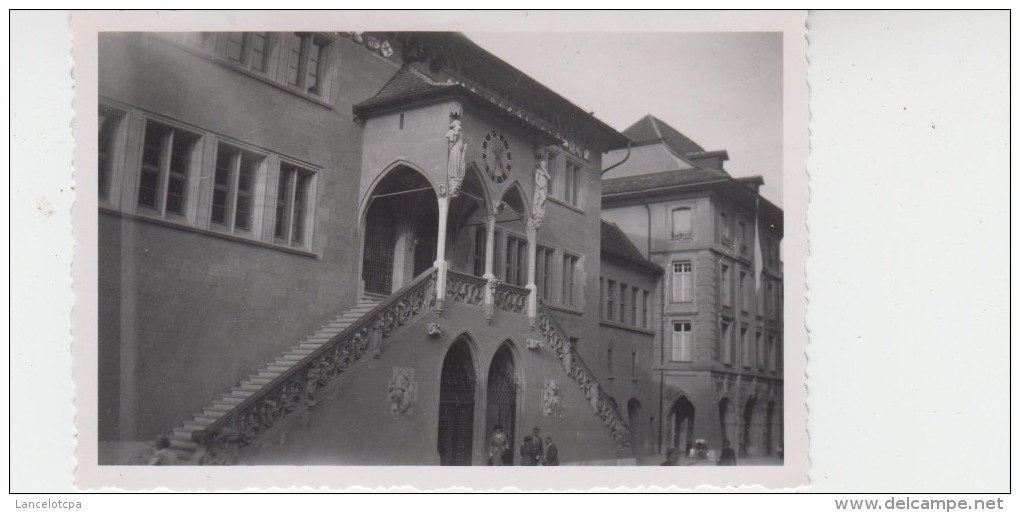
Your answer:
[437,338,476,466]
[485,343,518,465]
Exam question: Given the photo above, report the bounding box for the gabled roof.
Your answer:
[600,220,662,275]
[623,115,705,156]
[602,168,728,195]
[355,64,456,111]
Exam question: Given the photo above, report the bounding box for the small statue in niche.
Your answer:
[532,153,550,228]
[542,380,561,416]
[387,368,416,416]
[426,323,443,337]
[446,119,466,197]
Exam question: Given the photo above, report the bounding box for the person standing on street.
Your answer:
[543,436,559,466]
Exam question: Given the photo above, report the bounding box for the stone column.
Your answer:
[526,218,538,328]
[434,185,450,313]
[483,204,498,323]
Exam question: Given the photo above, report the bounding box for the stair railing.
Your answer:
[191,268,438,464]
[535,301,632,448]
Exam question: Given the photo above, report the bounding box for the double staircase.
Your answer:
[166,296,384,462]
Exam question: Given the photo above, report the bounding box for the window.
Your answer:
[720,264,731,307]
[738,221,748,253]
[599,277,605,318]
[671,207,692,239]
[720,212,731,246]
[274,163,314,246]
[472,226,486,276]
[739,270,748,313]
[766,280,775,317]
[672,261,692,302]
[671,322,693,362]
[286,33,327,95]
[631,287,639,327]
[767,333,778,372]
[98,107,124,201]
[606,279,616,321]
[504,235,527,287]
[563,160,583,207]
[546,150,560,198]
[756,331,765,370]
[619,283,628,324]
[536,246,553,299]
[212,143,263,232]
[740,326,750,368]
[642,291,650,328]
[720,320,734,365]
[226,32,270,73]
[561,254,579,307]
[138,120,199,217]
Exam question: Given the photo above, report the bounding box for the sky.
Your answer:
[464,32,784,206]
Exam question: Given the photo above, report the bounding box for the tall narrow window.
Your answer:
[138,120,198,217]
[561,254,579,307]
[564,161,583,207]
[642,291,651,328]
[472,226,485,276]
[671,322,693,362]
[98,107,123,201]
[274,163,314,246]
[720,212,731,246]
[756,331,765,370]
[286,33,328,95]
[212,143,262,232]
[740,326,750,368]
[720,320,733,365]
[606,279,616,321]
[671,207,692,239]
[738,221,748,253]
[631,287,639,327]
[599,277,605,318]
[720,264,731,307]
[619,283,628,324]
[739,270,748,313]
[504,235,527,287]
[672,261,692,302]
[536,246,553,298]
[607,342,614,375]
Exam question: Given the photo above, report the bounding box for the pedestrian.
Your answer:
[660,448,680,466]
[530,427,544,464]
[717,439,737,466]
[520,436,536,465]
[543,436,559,466]
[489,425,509,466]
[149,435,177,465]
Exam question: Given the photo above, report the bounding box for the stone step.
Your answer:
[207,404,233,413]
[266,364,293,373]
[290,348,315,355]
[236,383,263,392]
[244,377,274,385]
[169,439,197,451]
[257,370,282,379]
[279,354,306,361]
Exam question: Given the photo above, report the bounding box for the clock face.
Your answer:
[481,130,511,184]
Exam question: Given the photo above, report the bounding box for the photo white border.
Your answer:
[67,9,809,491]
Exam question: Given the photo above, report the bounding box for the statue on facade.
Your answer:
[532,154,550,228]
[446,119,466,197]
[542,380,561,416]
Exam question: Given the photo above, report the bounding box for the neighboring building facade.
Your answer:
[601,115,784,458]
[97,31,668,465]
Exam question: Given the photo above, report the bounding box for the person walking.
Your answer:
[489,425,509,466]
[543,436,559,466]
[717,439,737,466]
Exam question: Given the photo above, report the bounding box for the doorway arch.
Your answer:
[437,338,476,466]
[485,342,519,465]
[718,397,735,447]
[668,394,696,454]
[361,165,437,296]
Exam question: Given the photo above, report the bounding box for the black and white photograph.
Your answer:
[69,10,809,488]
[10,8,1012,500]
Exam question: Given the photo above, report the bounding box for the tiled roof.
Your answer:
[600,220,661,274]
[623,115,705,156]
[355,65,456,110]
[602,168,728,195]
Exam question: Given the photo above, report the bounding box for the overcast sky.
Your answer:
[465,32,784,206]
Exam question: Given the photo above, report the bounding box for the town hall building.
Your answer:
[96,31,782,465]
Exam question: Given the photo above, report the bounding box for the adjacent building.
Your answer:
[601,115,784,458]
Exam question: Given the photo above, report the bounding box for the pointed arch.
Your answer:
[498,180,530,219]
[438,335,478,466]
[485,339,523,465]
